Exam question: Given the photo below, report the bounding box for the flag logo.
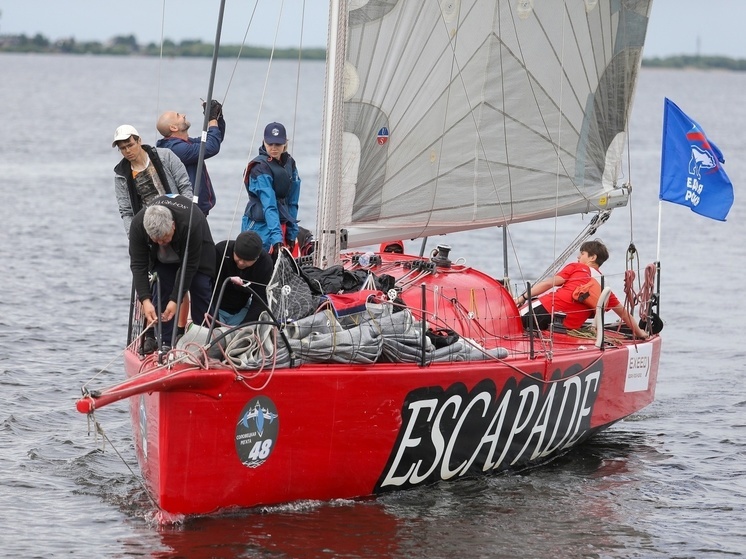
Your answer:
[659,98,734,221]
[688,146,716,178]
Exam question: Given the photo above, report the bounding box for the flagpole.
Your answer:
[656,201,662,264]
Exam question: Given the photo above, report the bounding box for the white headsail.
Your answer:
[317,0,653,260]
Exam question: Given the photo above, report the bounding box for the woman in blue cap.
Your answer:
[241,122,301,259]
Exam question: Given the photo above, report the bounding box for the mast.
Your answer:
[315,0,347,268]
[172,0,226,342]
[191,0,225,206]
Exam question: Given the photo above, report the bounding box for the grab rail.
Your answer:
[594,287,613,348]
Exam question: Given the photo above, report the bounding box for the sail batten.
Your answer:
[318,0,652,249]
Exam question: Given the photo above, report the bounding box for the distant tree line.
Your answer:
[642,55,746,72]
[3,34,746,71]
[0,33,326,60]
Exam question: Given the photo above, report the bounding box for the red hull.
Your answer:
[120,337,659,515]
[79,253,661,515]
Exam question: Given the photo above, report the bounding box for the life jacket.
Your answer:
[243,152,297,224]
[572,278,602,308]
[572,266,609,310]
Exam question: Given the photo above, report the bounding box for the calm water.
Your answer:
[1,53,745,558]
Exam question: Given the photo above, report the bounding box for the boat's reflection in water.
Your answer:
[142,429,665,558]
[151,500,400,559]
[94,313,662,557]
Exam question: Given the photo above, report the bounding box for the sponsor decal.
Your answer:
[624,342,653,393]
[375,364,602,492]
[377,127,389,145]
[235,396,279,468]
[155,195,189,210]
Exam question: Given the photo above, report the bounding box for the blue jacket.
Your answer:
[156,118,225,215]
[241,145,301,249]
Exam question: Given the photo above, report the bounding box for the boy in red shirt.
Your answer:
[515,239,649,339]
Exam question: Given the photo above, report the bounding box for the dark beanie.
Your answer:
[234,231,263,260]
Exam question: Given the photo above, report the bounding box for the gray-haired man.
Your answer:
[128,195,215,349]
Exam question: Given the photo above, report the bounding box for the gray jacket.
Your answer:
[113,146,193,236]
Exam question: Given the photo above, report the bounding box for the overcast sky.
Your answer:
[1,0,744,58]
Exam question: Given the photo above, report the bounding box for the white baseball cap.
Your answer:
[112,125,140,147]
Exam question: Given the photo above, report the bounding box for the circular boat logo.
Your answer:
[235,396,279,468]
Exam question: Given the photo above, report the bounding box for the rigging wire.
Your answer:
[542,2,571,354]
[431,3,528,288]
[154,0,167,137]
[208,0,309,315]
[86,411,159,510]
[246,0,286,168]
[218,0,260,108]
[207,0,262,315]
[622,5,637,253]
[291,0,307,152]
[171,0,228,339]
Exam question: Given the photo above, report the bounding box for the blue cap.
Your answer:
[264,122,287,144]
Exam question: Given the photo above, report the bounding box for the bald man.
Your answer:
[156,101,226,216]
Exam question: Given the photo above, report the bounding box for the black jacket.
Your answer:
[215,240,273,322]
[129,195,216,303]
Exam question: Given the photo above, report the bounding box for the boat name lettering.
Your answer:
[375,366,601,491]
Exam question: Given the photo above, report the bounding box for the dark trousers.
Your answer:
[520,302,553,331]
[150,262,213,345]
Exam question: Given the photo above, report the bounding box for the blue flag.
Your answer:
[660,98,734,221]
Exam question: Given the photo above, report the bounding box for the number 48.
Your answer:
[249,439,273,461]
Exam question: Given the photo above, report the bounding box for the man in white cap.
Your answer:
[112,124,193,236]
[241,121,301,260]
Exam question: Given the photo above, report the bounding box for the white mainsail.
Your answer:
[317,0,653,260]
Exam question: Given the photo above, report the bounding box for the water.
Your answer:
[1,53,745,558]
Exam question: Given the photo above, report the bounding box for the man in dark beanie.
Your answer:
[213,231,274,325]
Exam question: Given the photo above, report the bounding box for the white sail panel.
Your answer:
[321,0,652,249]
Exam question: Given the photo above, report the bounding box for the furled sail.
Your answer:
[317,0,653,255]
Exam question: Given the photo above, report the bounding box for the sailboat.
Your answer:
[76,0,661,516]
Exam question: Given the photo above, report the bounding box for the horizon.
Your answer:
[2,30,744,62]
[1,0,744,59]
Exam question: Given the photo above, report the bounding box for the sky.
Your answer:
[0,0,745,58]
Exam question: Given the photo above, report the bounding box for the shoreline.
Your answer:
[1,34,745,69]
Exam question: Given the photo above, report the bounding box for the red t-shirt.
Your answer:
[538,262,620,329]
